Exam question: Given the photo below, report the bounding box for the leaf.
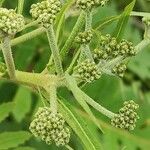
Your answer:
[113,0,136,41]
[0,131,32,150]
[0,0,5,6]
[58,97,102,150]
[55,0,74,42]
[14,147,35,150]
[0,102,14,123]
[12,86,32,122]
[65,73,103,131]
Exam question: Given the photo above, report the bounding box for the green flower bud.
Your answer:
[76,0,109,10]
[0,62,6,76]
[74,59,101,83]
[75,30,93,44]
[30,0,61,28]
[29,107,70,147]
[0,8,25,35]
[111,100,139,131]
[112,63,127,78]
[117,39,136,57]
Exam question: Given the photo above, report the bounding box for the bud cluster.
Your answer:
[74,59,101,83]
[112,63,127,78]
[76,0,109,10]
[111,100,139,131]
[30,0,61,28]
[0,8,25,35]
[29,107,70,147]
[142,17,150,26]
[93,34,136,61]
[75,30,93,44]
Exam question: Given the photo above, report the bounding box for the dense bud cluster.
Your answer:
[29,107,70,147]
[76,0,109,10]
[74,59,101,82]
[30,0,61,28]
[0,8,25,35]
[111,100,139,131]
[112,63,127,78]
[93,34,136,61]
[75,30,93,44]
[142,17,150,26]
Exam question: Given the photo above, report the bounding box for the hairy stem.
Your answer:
[66,48,81,73]
[84,10,93,61]
[46,25,63,75]
[17,0,24,14]
[135,39,150,53]
[60,11,85,60]
[66,74,116,119]
[11,27,46,47]
[1,36,16,79]
[49,85,57,114]
[15,71,59,88]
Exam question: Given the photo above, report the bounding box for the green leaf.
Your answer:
[0,131,32,150]
[65,73,103,132]
[0,102,14,123]
[14,146,35,150]
[58,97,102,150]
[113,0,136,41]
[55,0,74,42]
[12,86,32,122]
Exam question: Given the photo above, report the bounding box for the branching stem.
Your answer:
[46,25,63,75]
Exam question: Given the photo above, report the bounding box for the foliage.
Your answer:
[0,0,150,150]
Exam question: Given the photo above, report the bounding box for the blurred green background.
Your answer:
[0,0,150,150]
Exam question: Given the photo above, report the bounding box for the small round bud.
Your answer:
[76,0,109,10]
[0,8,25,35]
[75,30,93,44]
[112,63,127,78]
[74,59,101,83]
[111,100,139,131]
[0,62,7,76]
[30,0,61,28]
[29,107,70,147]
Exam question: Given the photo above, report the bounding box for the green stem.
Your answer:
[66,74,116,119]
[65,145,74,150]
[1,36,16,79]
[84,10,93,61]
[66,48,81,73]
[11,27,46,47]
[49,85,57,114]
[0,0,5,6]
[131,11,150,17]
[17,0,24,14]
[60,11,85,60]
[46,25,63,75]
[82,44,94,61]
[85,10,92,30]
[135,39,150,53]
[15,71,59,88]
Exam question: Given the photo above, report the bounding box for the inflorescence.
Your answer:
[74,59,101,83]
[93,34,136,61]
[76,0,109,10]
[111,100,139,131]
[29,107,70,147]
[75,30,93,44]
[112,63,127,78]
[30,0,61,28]
[0,8,25,35]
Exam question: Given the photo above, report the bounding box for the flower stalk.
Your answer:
[46,25,63,75]
[1,36,16,80]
